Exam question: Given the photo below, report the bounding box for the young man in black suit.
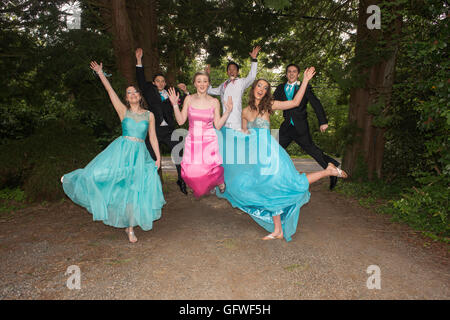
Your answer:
[135,48,188,195]
[273,63,341,190]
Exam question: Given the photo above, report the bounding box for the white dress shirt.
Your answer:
[207,61,258,131]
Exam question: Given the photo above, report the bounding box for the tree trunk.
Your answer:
[127,0,160,80]
[110,0,135,85]
[343,0,401,180]
[165,49,177,87]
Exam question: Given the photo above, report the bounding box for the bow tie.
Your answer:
[224,78,237,89]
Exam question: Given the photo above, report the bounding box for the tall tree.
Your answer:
[343,0,402,179]
[128,0,160,79]
[82,0,160,84]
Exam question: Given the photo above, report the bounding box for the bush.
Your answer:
[0,119,101,202]
[336,178,449,242]
[390,182,449,239]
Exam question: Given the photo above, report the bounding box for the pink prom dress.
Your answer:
[181,105,224,197]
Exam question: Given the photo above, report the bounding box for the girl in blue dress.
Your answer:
[61,61,165,243]
[216,67,348,242]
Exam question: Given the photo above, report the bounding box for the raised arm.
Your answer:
[147,112,161,169]
[242,46,260,89]
[168,87,188,125]
[213,96,233,130]
[90,61,127,120]
[135,48,150,94]
[272,67,316,111]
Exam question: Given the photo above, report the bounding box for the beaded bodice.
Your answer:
[121,109,150,141]
[247,117,270,130]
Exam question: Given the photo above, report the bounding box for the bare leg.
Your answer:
[306,170,329,185]
[262,215,284,240]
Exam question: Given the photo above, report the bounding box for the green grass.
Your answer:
[0,187,27,214]
[335,179,449,243]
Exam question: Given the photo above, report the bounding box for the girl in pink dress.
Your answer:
[168,72,233,197]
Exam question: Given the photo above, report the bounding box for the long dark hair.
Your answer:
[124,85,147,109]
[248,79,274,116]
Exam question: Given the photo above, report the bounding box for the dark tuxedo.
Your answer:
[136,66,186,182]
[273,82,340,171]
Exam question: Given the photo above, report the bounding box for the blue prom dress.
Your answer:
[62,109,165,231]
[215,118,310,242]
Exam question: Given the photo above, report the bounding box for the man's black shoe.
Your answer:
[330,176,338,191]
[177,179,187,195]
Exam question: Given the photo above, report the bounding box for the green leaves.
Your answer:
[263,0,291,11]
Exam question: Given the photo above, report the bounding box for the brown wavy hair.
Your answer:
[124,85,147,110]
[248,79,274,116]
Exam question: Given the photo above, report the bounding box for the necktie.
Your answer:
[285,84,296,126]
[159,89,168,101]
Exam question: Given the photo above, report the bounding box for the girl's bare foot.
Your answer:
[125,227,137,243]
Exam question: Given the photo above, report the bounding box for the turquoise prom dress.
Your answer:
[62,109,165,231]
[216,118,310,242]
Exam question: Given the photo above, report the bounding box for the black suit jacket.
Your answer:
[273,83,327,135]
[136,66,186,130]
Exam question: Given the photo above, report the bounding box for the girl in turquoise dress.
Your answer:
[61,61,165,243]
[216,68,348,242]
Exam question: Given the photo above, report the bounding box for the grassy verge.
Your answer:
[0,188,27,219]
[335,179,449,244]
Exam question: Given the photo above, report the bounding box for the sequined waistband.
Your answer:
[123,136,144,142]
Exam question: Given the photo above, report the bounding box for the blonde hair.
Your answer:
[193,71,211,84]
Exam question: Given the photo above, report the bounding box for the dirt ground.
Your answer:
[0,172,448,300]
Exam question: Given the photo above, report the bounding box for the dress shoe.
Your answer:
[177,179,187,195]
[330,176,338,190]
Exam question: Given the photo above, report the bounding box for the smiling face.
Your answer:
[253,80,269,100]
[125,86,141,106]
[286,65,300,84]
[227,64,239,79]
[193,74,210,93]
[153,75,166,91]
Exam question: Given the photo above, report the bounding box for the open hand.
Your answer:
[249,46,261,59]
[168,87,180,106]
[303,67,316,81]
[90,61,103,74]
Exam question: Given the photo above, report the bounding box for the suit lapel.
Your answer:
[281,83,288,101]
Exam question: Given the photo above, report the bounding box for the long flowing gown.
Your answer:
[181,105,224,197]
[62,109,165,231]
[215,118,310,242]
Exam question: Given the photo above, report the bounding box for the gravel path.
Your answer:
[0,169,448,300]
